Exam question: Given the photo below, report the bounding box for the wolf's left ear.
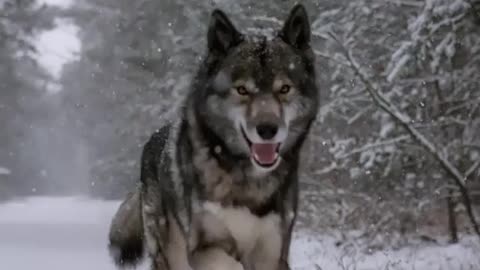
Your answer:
[280,4,311,50]
[208,9,243,55]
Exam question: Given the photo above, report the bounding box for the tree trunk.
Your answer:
[447,189,458,243]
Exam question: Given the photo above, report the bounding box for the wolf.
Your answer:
[108,4,318,270]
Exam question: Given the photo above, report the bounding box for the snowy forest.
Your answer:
[1,0,480,269]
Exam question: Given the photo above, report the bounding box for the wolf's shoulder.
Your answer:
[148,125,171,146]
[142,116,187,168]
[143,125,172,156]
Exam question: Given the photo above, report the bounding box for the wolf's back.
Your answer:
[108,186,144,266]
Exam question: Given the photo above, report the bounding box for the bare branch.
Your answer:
[337,135,410,159]
[314,49,350,67]
[347,106,371,125]
[466,160,480,179]
[463,144,480,151]
[371,0,424,8]
[313,162,338,176]
[467,0,480,25]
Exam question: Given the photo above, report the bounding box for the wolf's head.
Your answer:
[192,5,318,173]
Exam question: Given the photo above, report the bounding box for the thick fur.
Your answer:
[108,4,318,270]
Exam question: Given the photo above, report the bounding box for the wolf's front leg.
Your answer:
[247,213,283,270]
[248,206,296,270]
[143,208,192,270]
[142,183,192,270]
[142,195,169,270]
[192,247,244,270]
[277,215,295,270]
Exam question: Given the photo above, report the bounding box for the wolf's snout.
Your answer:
[256,123,278,140]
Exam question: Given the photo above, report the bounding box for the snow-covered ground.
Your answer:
[0,197,478,270]
[0,167,11,175]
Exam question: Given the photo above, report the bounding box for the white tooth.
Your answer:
[254,153,260,161]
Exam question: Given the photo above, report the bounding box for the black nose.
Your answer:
[256,123,278,140]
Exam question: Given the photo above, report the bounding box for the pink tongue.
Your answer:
[251,143,278,165]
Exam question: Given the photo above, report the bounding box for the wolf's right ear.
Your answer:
[280,4,311,50]
[208,9,243,55]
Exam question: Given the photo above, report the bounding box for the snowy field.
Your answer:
[0,197,478,270]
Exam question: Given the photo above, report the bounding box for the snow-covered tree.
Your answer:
[306,0,480,243]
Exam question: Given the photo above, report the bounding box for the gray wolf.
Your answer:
[108,4,318,270]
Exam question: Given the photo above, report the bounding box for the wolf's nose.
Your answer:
[256,123,278,140]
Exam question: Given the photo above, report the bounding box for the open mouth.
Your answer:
[241,128,281,168]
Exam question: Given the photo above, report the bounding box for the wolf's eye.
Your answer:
[235,86,249,96]
[279,84,291,94]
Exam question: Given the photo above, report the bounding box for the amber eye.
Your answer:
[236,86,249,96]
[279,84,291,94]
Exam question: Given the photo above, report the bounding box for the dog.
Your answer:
[108,4,318,270]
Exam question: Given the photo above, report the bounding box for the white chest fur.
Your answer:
[202,201,282,261]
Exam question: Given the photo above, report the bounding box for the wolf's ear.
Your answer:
[280,4,311,50]
[208,9,243,54]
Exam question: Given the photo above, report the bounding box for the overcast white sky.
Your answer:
[35,0,80,80]
[38,0,73,9]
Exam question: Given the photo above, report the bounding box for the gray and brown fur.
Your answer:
[108,4,318,270]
